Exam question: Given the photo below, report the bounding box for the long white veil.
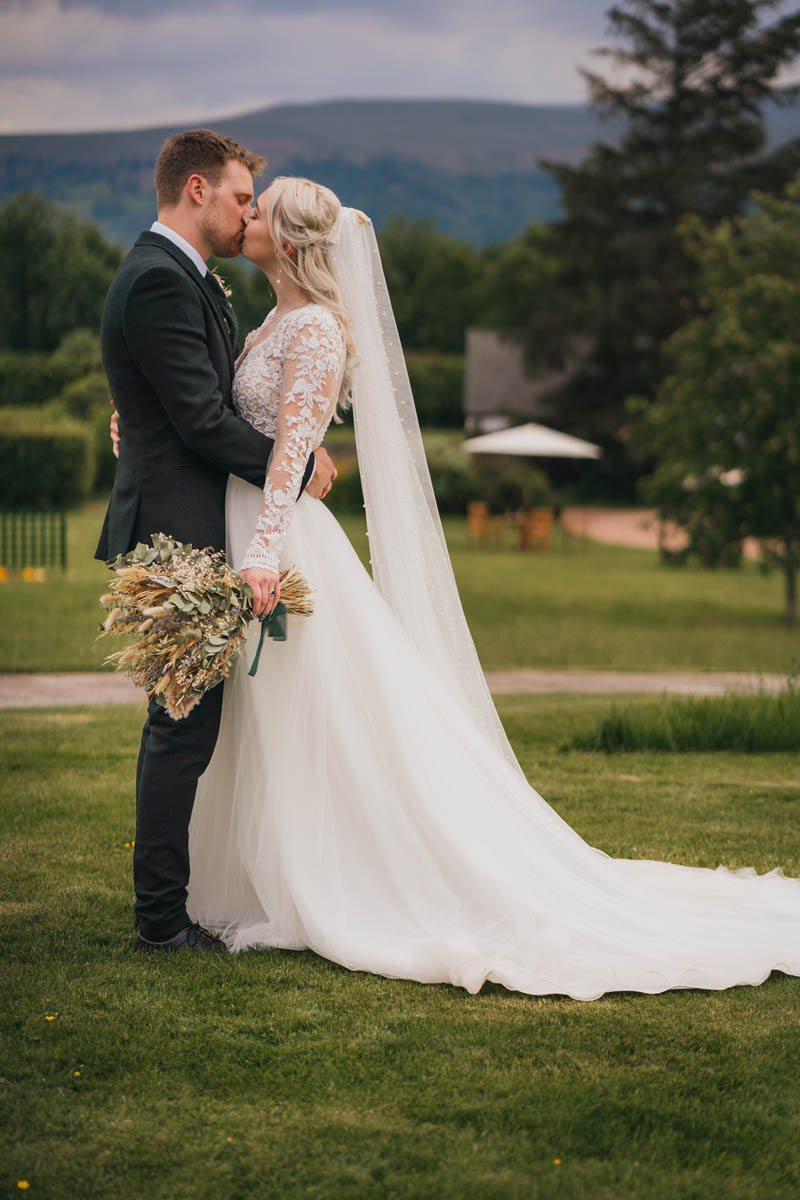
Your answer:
[330,208,522,774]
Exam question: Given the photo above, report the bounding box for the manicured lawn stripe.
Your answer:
[0,502,797,673]
[2,699,798,1198]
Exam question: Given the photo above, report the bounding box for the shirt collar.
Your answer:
[150,220,208,277]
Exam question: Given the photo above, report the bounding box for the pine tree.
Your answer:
[534,0,800,495]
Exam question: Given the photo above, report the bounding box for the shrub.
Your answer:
[59,370,110,421]
[474,462,552,514]
[0,407,94,508]
[50,363,115,493]
[325,444,478,516]
[0,329,104,409]
[424,444,480,514]
[48,328,103,387]
[564,686,800,753]
[0,351,60,407]
[405,353,464,428]
[319,444,552,519]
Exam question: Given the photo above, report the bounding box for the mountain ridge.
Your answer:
[2,97,798,246]
[0,98,611,172]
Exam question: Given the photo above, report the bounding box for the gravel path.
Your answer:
[0,669,789,710]
[560,507,761,559]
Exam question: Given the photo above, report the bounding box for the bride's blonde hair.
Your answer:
[266,176,355,417]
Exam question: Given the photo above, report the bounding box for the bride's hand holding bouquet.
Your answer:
[98,533,313,720]
[239,565,281,618]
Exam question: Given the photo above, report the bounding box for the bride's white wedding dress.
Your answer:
[188,222,800,1002]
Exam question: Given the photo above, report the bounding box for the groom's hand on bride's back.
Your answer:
[305,446,337,500]
[106,399,337,496]
[109,397,120,458]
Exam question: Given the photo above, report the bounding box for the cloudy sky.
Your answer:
[0,0,613,133]
[2,0,799,135]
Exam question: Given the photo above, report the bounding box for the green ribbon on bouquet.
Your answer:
[248,601,288,677]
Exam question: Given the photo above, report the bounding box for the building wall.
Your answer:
[463,328,582,433]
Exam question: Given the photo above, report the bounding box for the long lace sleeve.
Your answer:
[240,308,345,573]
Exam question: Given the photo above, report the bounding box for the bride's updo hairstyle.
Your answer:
[266,176,355,417]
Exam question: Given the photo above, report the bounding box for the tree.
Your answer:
[627,176,800,622]
[512,0,800,493]
[377,217,487,352]
[0,193,121,351]
[482,223,563,355]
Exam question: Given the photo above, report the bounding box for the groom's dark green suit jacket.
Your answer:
[95,230,313,561]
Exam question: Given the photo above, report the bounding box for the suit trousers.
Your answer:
[133,682,225,939]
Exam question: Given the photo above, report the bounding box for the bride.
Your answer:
[188,176,800,1001]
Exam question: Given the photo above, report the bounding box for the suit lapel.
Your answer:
[136,232,235,379]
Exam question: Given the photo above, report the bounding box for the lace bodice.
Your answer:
[233,304,345,573]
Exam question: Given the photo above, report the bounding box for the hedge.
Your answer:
[59,370,111,421]
[0,328,103,410]
[0,407,94,508]
[0,351,61,408]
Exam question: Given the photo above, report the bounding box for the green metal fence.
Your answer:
[0,510,67,571]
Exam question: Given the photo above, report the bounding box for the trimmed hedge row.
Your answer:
[0,408,94,508]
[0,325,114,500]
[59,370,111,421]
[0,329,104,409]
[0,351,62,408]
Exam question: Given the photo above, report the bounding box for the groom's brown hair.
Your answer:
[155,129,266,208]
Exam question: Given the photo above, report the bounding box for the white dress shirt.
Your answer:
[150,220,208,277]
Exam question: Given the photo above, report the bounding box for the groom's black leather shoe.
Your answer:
[134,922,228,954]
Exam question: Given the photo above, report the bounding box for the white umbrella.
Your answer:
[462,422,602,460]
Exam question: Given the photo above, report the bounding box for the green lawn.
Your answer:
[1,697,798,1199]
[0,500,797,673]
[1,501,800,681]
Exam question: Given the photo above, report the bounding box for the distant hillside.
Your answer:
[1,97,798,248]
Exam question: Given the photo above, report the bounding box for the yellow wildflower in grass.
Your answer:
[226,1137,233,1143]
[553,1158,562,1166]
[45,1014,57,1021]
[73,1070,81,1077]
[18,1184,30,1191]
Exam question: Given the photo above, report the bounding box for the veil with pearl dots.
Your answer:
[329,208,522,774]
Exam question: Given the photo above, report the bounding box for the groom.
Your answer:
[96,129,336,954]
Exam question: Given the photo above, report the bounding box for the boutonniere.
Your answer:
[209,266,233,300]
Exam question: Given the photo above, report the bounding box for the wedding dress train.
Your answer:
[187,211,800,1000]
[189,479,800,1000]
